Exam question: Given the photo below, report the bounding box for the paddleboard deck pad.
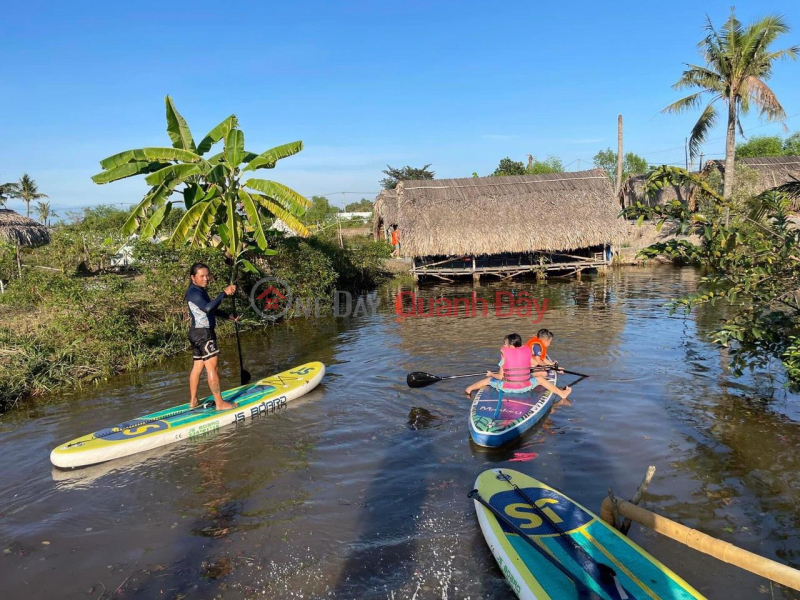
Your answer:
[51,362,325,469]
[472,468,706,600]
[469,370,557,447]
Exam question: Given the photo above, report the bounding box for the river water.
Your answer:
[1,266,799,600]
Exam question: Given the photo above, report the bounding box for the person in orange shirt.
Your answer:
[390,226,401,257]
[526,329,571,400]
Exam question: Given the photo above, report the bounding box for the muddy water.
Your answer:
[1,267,799,599]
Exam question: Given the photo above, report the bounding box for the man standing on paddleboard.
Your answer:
[186,263,239,410]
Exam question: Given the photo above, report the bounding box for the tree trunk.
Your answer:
[723,101,737,200]
[616,115,623,196]
[25,201,30,218]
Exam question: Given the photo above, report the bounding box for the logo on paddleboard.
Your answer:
[492,487,593,536]
[250,277,293,322]
[99,420,169,441]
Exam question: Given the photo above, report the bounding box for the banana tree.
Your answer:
[92,96,311,278]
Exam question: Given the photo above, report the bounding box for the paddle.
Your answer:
[407,364,589,389]
[468,489,600,599]
[497,470,629,599]
[229,264,252,386]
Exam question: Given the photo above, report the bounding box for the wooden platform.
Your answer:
[411,252,609,282]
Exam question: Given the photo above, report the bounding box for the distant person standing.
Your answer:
[185,263,239,410]
[391,225,401,257]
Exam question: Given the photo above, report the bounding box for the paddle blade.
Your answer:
[407,372,442,388]
[241,369,252,386]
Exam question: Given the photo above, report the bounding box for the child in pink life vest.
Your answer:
[465,333,539,396]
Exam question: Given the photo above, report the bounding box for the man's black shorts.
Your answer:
[189,328,220,361]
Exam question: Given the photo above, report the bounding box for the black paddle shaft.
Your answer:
[497,471,624,595]
[468,489,600,599]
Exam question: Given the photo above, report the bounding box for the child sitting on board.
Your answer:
[465,333,541,397]
[526,328,571,400]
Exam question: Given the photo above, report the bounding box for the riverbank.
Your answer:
[0,209,392,412]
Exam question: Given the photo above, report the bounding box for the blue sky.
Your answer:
[2,1,799,214]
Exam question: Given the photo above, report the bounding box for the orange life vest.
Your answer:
[525,336,547,361]
[391,230,400,245]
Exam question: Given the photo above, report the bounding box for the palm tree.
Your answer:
[11,174,48,218]
[0,178,19,208]
[664,10,798,199]
[35,201,58,226]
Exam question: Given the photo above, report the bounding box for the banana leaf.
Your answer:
[99,147,203,170]
[224,129,246,167]
[251,193,310,237]
[243,141,303,172]
[165,96,196,152]
[238,189,269,251]
[197,115,237,156]
[140,202,172,239]
[92,161,170,184]
[170,197,223,247]
[145,163,203,186]
[244,179,311,216]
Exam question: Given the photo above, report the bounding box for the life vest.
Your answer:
[500,345,533,390]
[525,336,547,361]
[391,230,400,245]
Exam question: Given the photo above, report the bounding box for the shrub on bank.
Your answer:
[0,208,391,411]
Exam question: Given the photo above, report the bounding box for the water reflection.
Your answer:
[2,267,800,599]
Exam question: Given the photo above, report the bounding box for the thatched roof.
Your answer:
[703,156,800,193]
[373,189,398,226]
[379,170,627,258]
[0,209,50,246]
[618,174,688,209]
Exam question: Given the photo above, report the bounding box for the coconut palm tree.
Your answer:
[11,174,48,218]
[0,178,20,208]
[664,10,798,199]
[35,201,58,227]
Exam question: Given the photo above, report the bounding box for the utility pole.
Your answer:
[615,115,623,195]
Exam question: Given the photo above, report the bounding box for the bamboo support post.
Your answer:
[607,487,620,530]
[16,243,22,278]
[600,498,800,592]
[620,465,656,535]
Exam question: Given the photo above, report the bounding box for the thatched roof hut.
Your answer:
[373,189,398,239]
[380,169,627,258]
[0,209,50,246]
[618,174,688,209]
[703,156,800,197]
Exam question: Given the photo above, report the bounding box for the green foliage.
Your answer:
[344,198,374,212]
[785,132,800,156]
[593,148,648,186]
[492,157,526,176]
[380,164,435,190]
[92,96,311,276]
[302,196,340,226]
[0,216,390,410]
[736,131,800,157]
[526,156,564,174]
[493,155,565,177]
[629,167,800,388]
[0,239,16,282]
[736,135,785,157]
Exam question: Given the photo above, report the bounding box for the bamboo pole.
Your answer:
[600,498,800,591]
[620,465,656,535]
